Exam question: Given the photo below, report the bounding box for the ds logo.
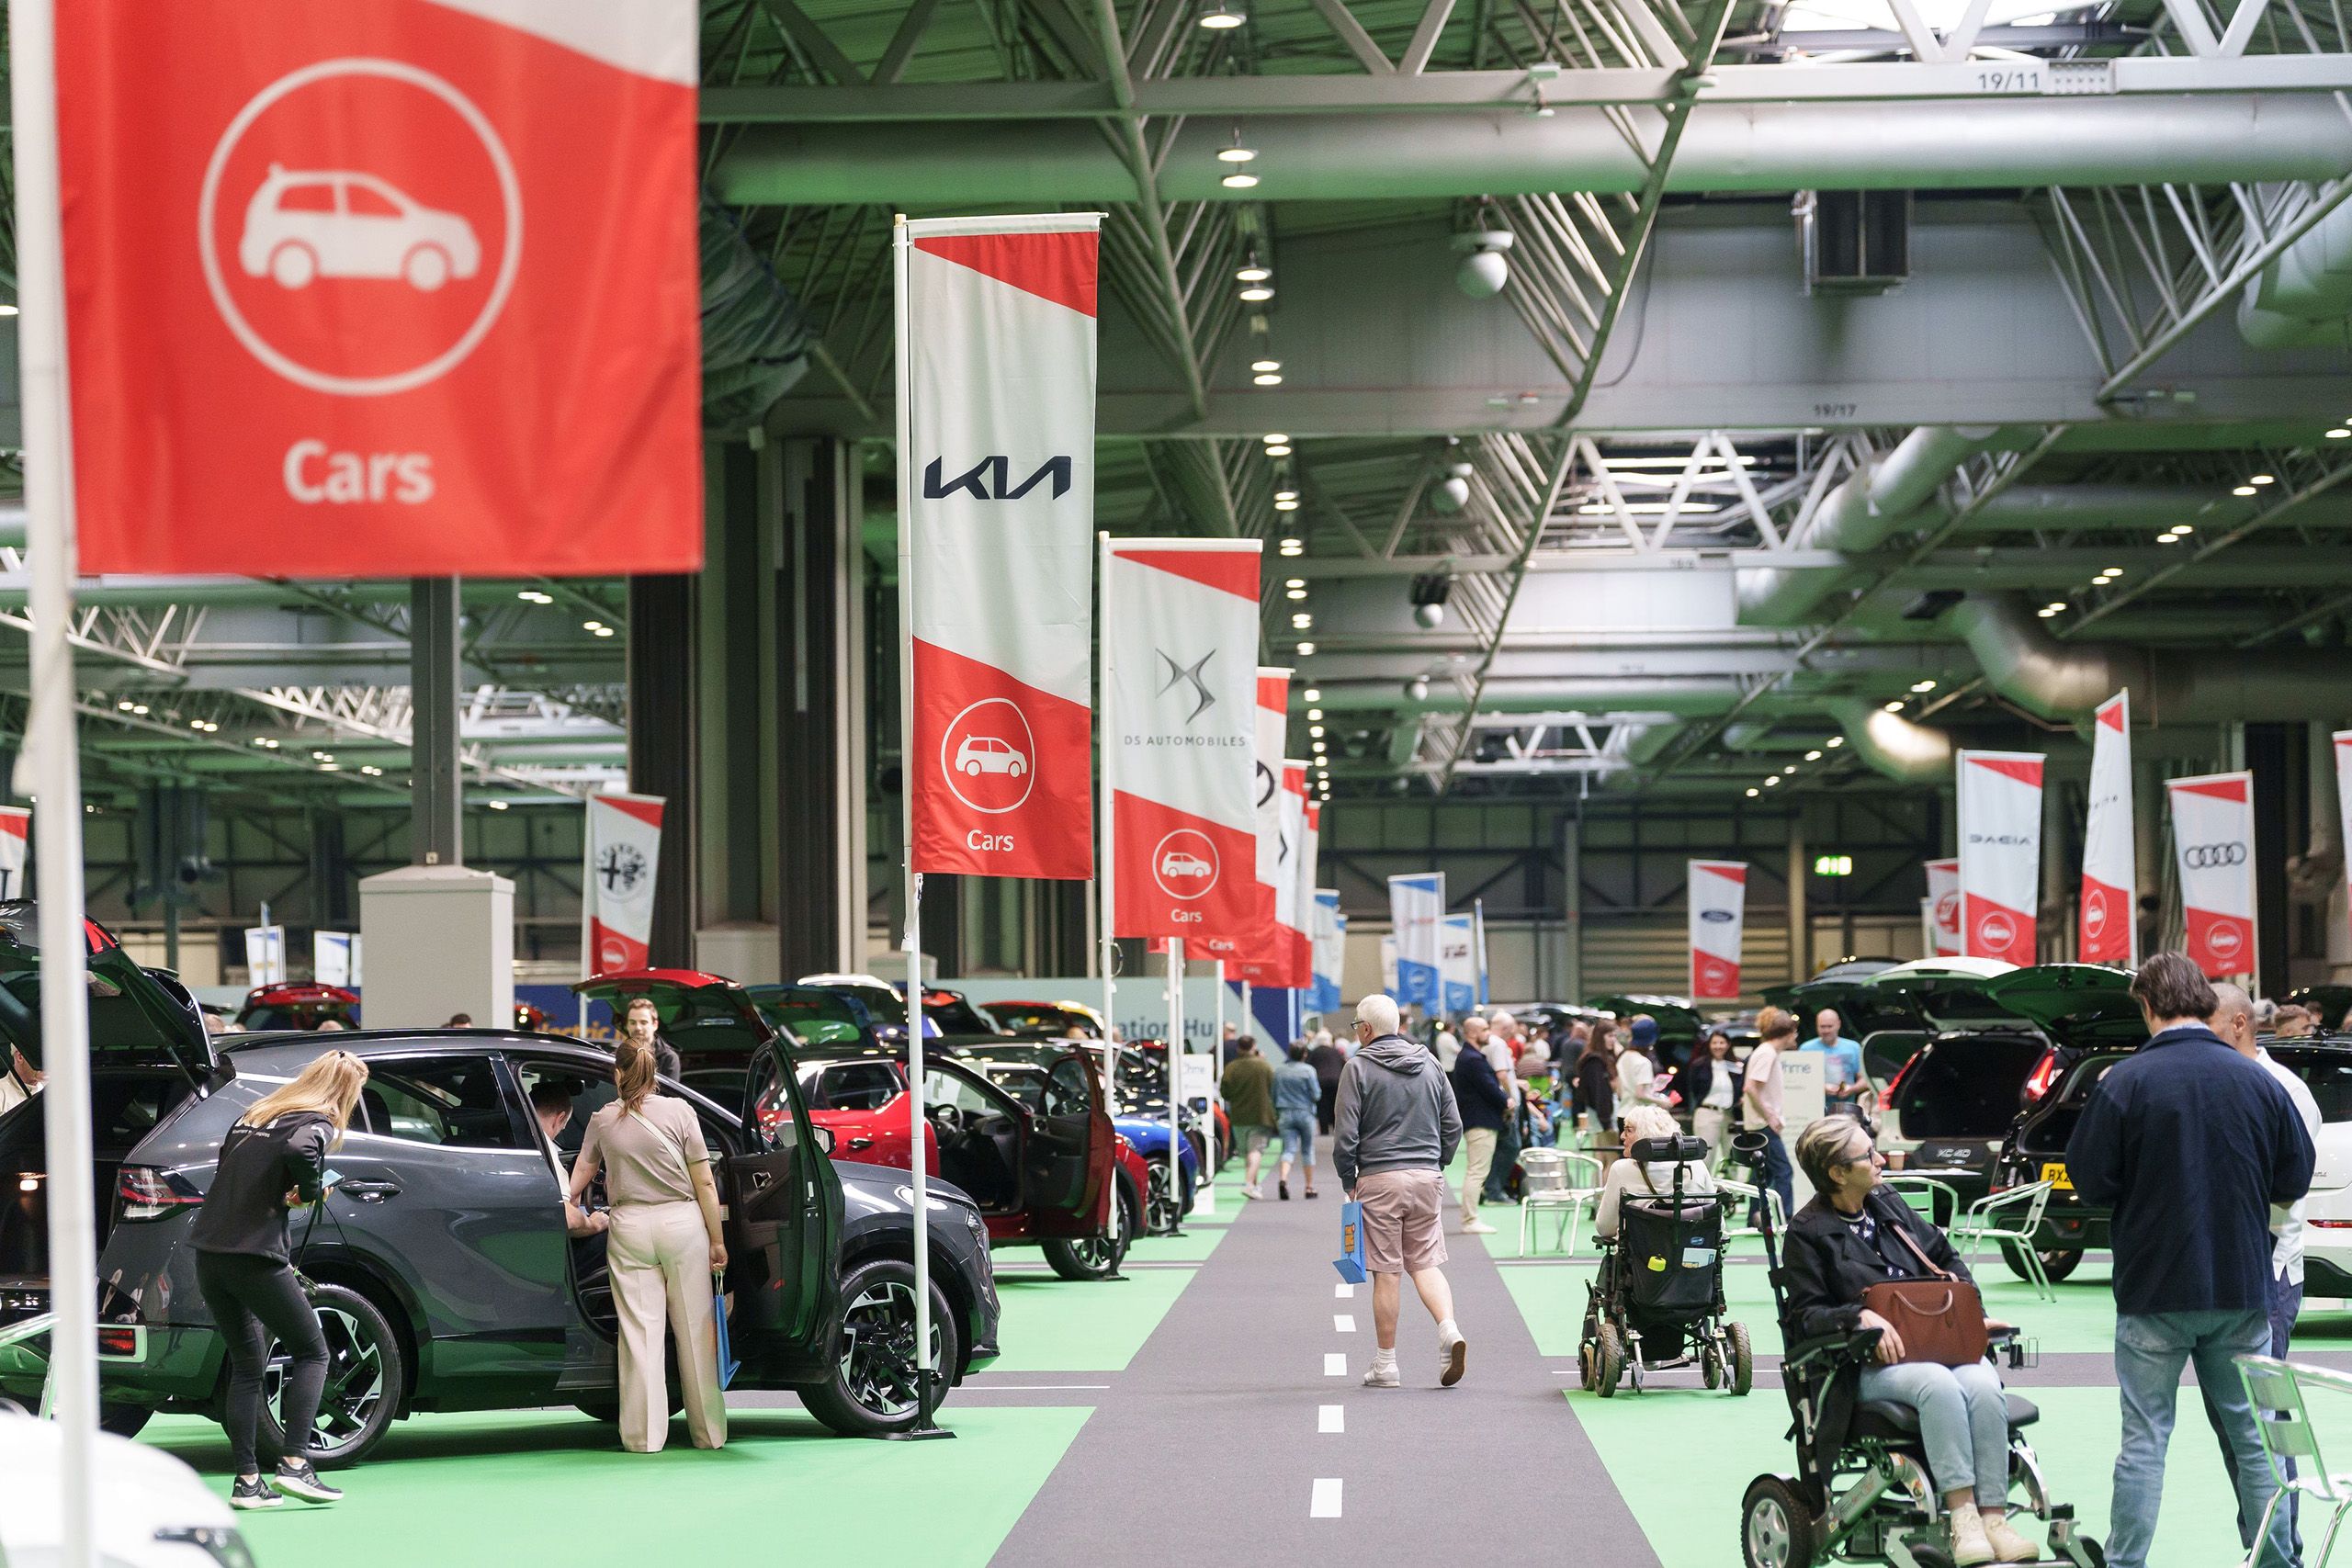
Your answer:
[924,455,1073,502]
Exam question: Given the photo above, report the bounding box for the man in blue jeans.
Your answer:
[2067,953,2315,1568]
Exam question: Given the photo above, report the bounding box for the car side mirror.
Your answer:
[809,1123,836,1156]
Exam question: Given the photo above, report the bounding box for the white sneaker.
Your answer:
[1362,1360,1400,1389]
[1948,1503,1995,1568]
[1240,1184,1261,1201]
[1438,1325,1467,1387]
[1982,1514,2040,1564]
[1462,1218,1497,1235]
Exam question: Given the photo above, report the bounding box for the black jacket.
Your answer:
[189,1111,334,1262]
[1674,1055,1742,1115]
[2066,1023,2315,1315]
[1306,1043,1346,1087]
[1451,1045,1509,1132]
[1572,1053,1614,1128]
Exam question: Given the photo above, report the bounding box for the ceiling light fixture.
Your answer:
[1307,706,1323,720]
[487,798,510,810]
[2233,485,2258,497]
[1238,283,1274,303]
[1285,587,1306,601]
[1804,750,1823,761]
[1304,686,1320,701]
[1199,1,1246,28]
[1745,787,1759,797]
[1764,775,1781,787]
[1216,138,1257,164]
[1261,431,1289,445]
[1237,260,1272,285]
[1220,170,1260,190]
[1309,725,1325,739]
[1251,358,1281,373]
[1295,640,1316,656]
[1285,578,1306,589]
[1292,612,1313,629]
[1452,230,1513,299]
[1883,701,1905,713]
[1263,441,1291,455]
[1826,736,1843,749]
[2330,428,2350,440]
[2251,474,2276,486]
[517,589,553,604]
[1909,679,1937,694]
[1253,373,1283,387]
[1274,490,1297,502]
[1274,497,1299,512]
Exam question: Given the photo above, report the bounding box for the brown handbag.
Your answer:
[1859,1212,1988,1367]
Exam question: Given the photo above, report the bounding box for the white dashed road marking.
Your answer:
[1311,1478,1343,1517]
[1334,1282,1354,1298]
[1334,1314,1356,1333]
[1319,1404,1344,1433]
[1324,1352,1347,1377]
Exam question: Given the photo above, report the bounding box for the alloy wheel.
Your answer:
[1066,1185,1128,1269]
[1144,1165,1180,1233]
[265,1306,384,1461]
[837,1279,944,1420]
[1747,1495,1792,1566]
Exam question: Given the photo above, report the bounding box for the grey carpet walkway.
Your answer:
[991,1142,1658,1564]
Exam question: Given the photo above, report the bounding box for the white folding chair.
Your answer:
[2235,1355,2352,1568]
[1716,1177,1786,1246]
[1880,1172,1962,1232]
[1519,1148,1601,1255]
[1951,1179,2057,1300]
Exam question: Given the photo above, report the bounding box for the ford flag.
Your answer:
[1957,750,2043,966]
[1687,860,1747,999]
[58,0,703,576]
[2079,694,2134,965]
[582,792,664,976]
[2169,772,2257,980]
[1106,539,1261,940]
[1925,858,1962,957]
[1388,873,1444,1010]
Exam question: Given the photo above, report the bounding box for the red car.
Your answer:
[580,970,1134,1280]
[234,980,357,1032]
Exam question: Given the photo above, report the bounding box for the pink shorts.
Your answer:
[1354,1168,1449,1274]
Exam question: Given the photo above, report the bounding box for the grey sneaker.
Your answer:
[272,1458,343,1506]
[1438,1325,1467,1387]
[1362,1360,1401,1388]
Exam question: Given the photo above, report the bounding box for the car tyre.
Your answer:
[269,243,318,289]
[1741,1474,1822,1568]
[254,1282,404,1470]
[797,1254,959,1438]
[2001,1241,2085,1283]
[1043,1190,1131,1280]
[403,245,451,292]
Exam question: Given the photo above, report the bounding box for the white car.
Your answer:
[0,1408,254,1566]
[954,736,1027,778]
[1159,852,1212,879]
[239,164,482,293]
[2270,1041,2352,1303]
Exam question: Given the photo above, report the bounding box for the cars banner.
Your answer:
[2168,771,2257,979]
[1925,857,1962,956]
[1209,671,1290,982]
[0,807,28,900]
[2079,692,2135,965]
[1441,913,1479,1015]
[1688,859,1747,998]
[56,0,703,576]
[1957,750,2043,965]
[582,792,664,976]
[899,213,1102,881]
[1311,890,1346,1016]
[1388,873,1444,1009]
[1105,539,1261,940]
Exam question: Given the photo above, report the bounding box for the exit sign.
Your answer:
[1813,854,1854,877]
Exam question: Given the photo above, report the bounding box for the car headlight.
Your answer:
[962,1204,988,1246]
[155,1526,257,1568]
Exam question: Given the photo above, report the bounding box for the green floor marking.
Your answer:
[985,1256,1201,1371]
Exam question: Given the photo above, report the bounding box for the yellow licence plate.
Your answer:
[2041,1161,2073,1192]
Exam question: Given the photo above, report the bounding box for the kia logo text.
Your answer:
[924,455,1073,502]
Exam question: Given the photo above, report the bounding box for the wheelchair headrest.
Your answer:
[1628,1134,1709,1166]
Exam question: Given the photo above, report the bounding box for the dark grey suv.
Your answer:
[0,908,999,1463]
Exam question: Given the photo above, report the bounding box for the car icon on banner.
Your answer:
[955,735,1029,779]
[1160,852,1213,879]
[239,164,483,292]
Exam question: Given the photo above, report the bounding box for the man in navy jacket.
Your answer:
[1450,1031,1510,1235]
[2066,953,2314,1568]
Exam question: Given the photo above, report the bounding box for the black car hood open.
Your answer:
[0,901,215,1083]
[1979,964,2144,1050]
[574,972,776,1066]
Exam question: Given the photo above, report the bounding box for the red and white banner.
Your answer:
[1925,858,1962,956]
[0,807,29,901]
[1957,750,2043,965]
[1269,763,1311,987]
[2079,692,2135,965]
[1106,539,1261,940]
[2337,731,2352,953]
[899,214,1101,880]
[1296,800,1322,987]
[56,1,702,577]
[582,792,664,976]
[2169,772,2257,979]
[1204,669,1287,977]
[1688,860,1747,999]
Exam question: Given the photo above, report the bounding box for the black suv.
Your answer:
[0,908,999,1462]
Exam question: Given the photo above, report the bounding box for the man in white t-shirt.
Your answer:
[1741,1010,1795,1230]
[0,1046,41,1117]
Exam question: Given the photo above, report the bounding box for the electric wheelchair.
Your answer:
[1577,1134,1753,1397]
[1731,1133,2106,1568]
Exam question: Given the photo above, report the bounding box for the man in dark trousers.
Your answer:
[1451,1026,1510,1235]
[1306,1030,1348,1134]
[2067,952,2314,1568]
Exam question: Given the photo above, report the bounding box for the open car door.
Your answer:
[727,1043,842,1357]
[1024,1049,1113,1239]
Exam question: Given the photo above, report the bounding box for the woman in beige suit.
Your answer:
[565,1033,728,1452]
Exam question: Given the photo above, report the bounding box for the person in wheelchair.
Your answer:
[1596,1103,1714,1240]
[1784,1117,2035,1565]
[1583,1105,1750,1397]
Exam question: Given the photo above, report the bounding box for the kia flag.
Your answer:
[1311,890,1346,1016]
[899,214,1101,880]
[2338,731,2352,955]
[582,793,664,976]
[1106,540,1261,940]
[1925,858,1962,957]
[57,1,702,577]
[0,807,28,901]
[1389,874,1444,1009]
[2169,772,2257,979]
[2079,694,2135,965]
[1688,860,1747,999]
[1957,750,2043,965]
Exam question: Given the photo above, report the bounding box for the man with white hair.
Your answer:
[1335,993,1468,1388]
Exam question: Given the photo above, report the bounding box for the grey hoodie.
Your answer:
[1333,1032,1463,1190]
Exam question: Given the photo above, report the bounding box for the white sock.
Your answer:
[1372,1347,1397,1369]
[1439,1318,1460,1340]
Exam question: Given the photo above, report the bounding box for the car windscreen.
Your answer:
[746,987,863,1033]
[1892,1035,2045,1138]
[2266,1046,2352,1123]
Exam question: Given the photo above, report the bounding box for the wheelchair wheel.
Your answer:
[1727,1320,1754,1397]
[1702,1343,1724,1390]
[1592,1323,1625,1399]
[1741,1474,1822,1568]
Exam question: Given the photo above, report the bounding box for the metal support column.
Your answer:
[2249,722,2292,996]
[410,578,462,866]
[775,436,868,977]
[1787,813,1809,984]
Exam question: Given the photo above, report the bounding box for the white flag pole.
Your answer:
[11,0,99,1558]
[1168,937,1184,1232]
[1098,531,1119,1107]
[1205,958,1224,1202]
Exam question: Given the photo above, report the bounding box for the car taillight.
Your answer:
[1883,1055,1919,1109]
[2021,1051,2059,1104]
[96,1324,141,1358]
[2312,1220,2352,1229]
[117,1167,201,1222]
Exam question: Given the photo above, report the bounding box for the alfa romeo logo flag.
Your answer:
[1688,859,1747,999]
[2169,772,2257,979]
[1957,750,2043,965]
[582,792,663,976]
[1925,858,1962,956]
[899,214,1101,880]
[2079,693,2135,965]
[57,0,703,576]
[1106,540,1261,939]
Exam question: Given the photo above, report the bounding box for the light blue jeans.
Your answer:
[1276,1111,1317,1168]
[1859,1359,2013,1507]
[2109,1308,2290,1568]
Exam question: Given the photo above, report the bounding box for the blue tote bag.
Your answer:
[1333,1200,1368,1284]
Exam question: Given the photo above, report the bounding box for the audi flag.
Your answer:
[899,213,1101,881]
[1688,860,1747,999]
[1389,873,1444,1009]
[57,0,703,577]
[2080,693,2135,965]
[582,793,664,976]
[2169,772,2257,980]
[1957,750,2044,965]
[1105,539,1261,940]
[1925,858,1962,957]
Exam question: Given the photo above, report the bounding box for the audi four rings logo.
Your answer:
[2184,842,2248,869]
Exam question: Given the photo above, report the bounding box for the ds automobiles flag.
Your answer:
[1388,873,1444,1009]
[1957,750,2043,966]
[56,0,703,576]
[2169,772,2257,979]
[1925,858,1962,956]
[2079,693,2134,965]
[1688,859,1747,999]
[899,213,1101,881]
[1106,539,1261,940]
[0,807,29,900]
[582,792,664,976]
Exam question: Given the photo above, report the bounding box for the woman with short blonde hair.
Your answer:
[1595,1101,1715,1238]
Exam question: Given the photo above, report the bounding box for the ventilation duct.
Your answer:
[700,197,812,431]
[1830,698,1953,782]
[2238,188,2352,350]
